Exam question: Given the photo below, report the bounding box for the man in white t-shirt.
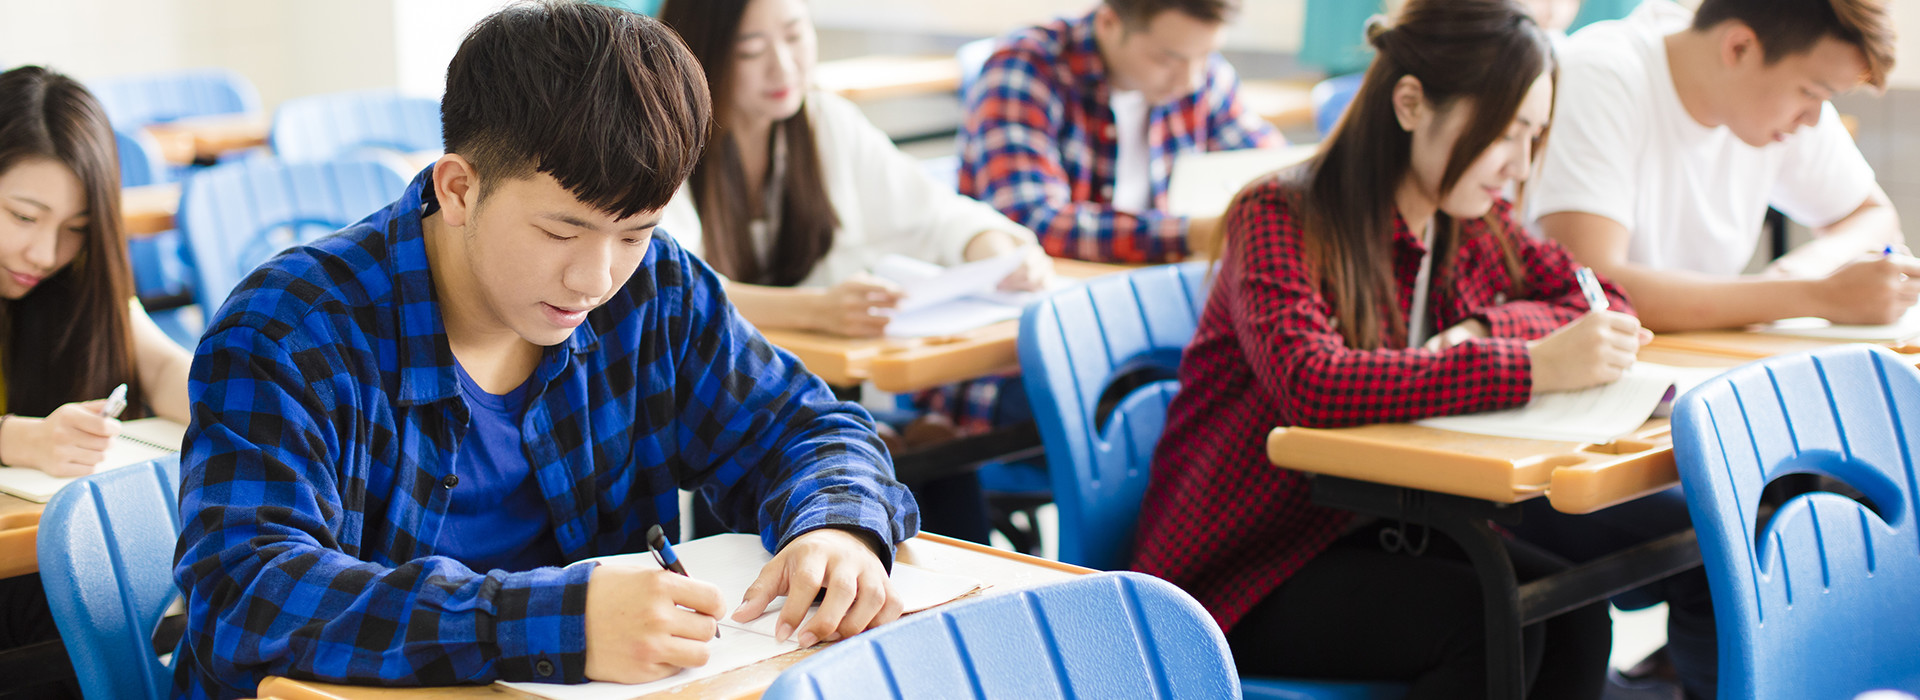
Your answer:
[1531,0,1913,332]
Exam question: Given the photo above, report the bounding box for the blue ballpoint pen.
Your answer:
[647,524,719,637]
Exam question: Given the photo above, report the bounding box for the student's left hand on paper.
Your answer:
[733,528,901,649]
[9,399,120,477]
[1422,319,1490,352]
[998,245,1055,292]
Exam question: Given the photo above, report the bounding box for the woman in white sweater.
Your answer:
[657,0,1051,338]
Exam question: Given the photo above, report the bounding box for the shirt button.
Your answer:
[442,474,459,489]
[536,659,554,677]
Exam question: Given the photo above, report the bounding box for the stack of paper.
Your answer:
[1756,305,1920,342]
[1167,145,1318,218]
[0,417,186,503]
[499,534,983,700]
[871,252,1044,338]
[1415,363,1727,444]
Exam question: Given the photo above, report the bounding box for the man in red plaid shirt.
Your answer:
[958,0,1284,264]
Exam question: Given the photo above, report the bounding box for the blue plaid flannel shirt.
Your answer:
[172,169,919,698]
[957,11,1284,264]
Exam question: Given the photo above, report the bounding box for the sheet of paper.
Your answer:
[1167,145,1318,218]
[873,252,1023,313]
[1756,305,1920,342]
[498,534,982,700]
[0,417,186,503]
[883,297,1026,338]
[1415,364,1685,444]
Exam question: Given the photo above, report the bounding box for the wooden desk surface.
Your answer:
[144,114,271,165]
[256,534,1090,700]
[763,259,1134,392]
[1648,330,1920,360]
[815,55,962,103]
[1239,79,1317,132]
[123,183,183,238]
[0,492,44,580]
[1266,346,1752,514]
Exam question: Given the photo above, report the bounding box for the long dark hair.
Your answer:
[1296,0,1553,350]
[658,0,840,287]
[0,66,145,418]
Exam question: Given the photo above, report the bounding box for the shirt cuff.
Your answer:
[487,563,595,683]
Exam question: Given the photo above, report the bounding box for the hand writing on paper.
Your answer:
[732,528,900,649]
[583,565,724,683]
[814,274,902,338]
[1527,311,1651,392]
[9,399,121,476]
[1422,319,1491,352]
[1813,255,1920,326]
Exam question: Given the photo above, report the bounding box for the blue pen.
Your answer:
[1886,245,1898,258]
[1575,267,1609,313]
[647,524,719,637]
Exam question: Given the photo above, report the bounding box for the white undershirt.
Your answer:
[1109,89,1152,213]
[1408,219,1435,349]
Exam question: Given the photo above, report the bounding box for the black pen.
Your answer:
[647,524,718,637]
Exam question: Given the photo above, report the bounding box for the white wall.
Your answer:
[1893,0,1920,88]
[809,0,1306,52]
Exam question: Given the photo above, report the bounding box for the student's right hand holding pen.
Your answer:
[1,389,125,476]
[582,564,726,683]
[1808,246,1920,326]
[1527,269,1651,392]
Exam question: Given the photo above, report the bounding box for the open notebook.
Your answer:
[1415,363,1729,444]
[872,251,1054,338]
[0,417,186,503]
[498,534,983,700]
[1167,144,1318,218]
[1756,305,1920,342]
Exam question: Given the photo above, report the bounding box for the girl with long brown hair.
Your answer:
[1130,1,1710,696]
[0,64,193,697]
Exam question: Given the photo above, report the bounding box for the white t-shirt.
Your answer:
[1109,89,1152,213]
[1528,1,1876,277]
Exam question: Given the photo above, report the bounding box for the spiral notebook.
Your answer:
[0,417,186,503]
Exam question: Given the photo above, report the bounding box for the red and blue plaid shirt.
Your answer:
[1130,175,1633,632]
[173,168,918,698]
[958,10,1284,264]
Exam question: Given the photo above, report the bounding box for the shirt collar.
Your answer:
[1065,11,1115,99]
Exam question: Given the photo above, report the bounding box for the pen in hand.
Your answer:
[1575,267,1609,313]
[647,524,719,638]
[100,383,129,420]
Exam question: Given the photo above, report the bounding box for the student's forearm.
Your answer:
[722,282,824,332]
[1597,262,1823,331]
[149,352,192,423]
[1771,201,1902,278]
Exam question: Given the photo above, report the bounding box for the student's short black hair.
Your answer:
[442,0,712,219]
[1693,0,1895,89]
[1104,0,1241,27]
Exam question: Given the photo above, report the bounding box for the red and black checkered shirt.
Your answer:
[1130,176,1633,632]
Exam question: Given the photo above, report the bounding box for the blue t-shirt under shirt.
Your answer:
[437,363,563,573]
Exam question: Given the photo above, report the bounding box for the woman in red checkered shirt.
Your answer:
[1131,1,1714,697]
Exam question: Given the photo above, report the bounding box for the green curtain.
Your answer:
[1568,0,1647,33]
[596,0,662,16]
[1299,0,1384,77]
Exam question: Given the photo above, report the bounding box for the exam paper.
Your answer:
[871,252,1040,338]
[1167,145,1318,218]
[498,534,982,700]
[1756,305,1920,342]
[0,418,186,503]
[1415,363,1710,444]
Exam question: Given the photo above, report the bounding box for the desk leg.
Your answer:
[1310,477,1528,700]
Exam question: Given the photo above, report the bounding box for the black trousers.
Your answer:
[1225,520,1613,700]
[0,574,78,700]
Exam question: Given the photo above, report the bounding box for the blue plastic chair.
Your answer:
[37,456,183,700]
[1019,263,1405,700]
[177,157,407,316]
[762,571,1239,700]
[270,91,442,164]
[1671,344,1920,698]
[115,129,171,188]
[89,68,259,130]
[1310,73,1365,139]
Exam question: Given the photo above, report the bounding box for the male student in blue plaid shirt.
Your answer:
[170,3,918,697]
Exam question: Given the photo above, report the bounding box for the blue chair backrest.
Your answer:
[1311,73,1364,139]
[1671,344,1920,698]
[1020,262,1211,570]
[178,157,407,315]
[37,456,182,700]
[114,128,171,187]
[271,91,442,163]
[90,68,259,129]
[762,571,1239,700]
